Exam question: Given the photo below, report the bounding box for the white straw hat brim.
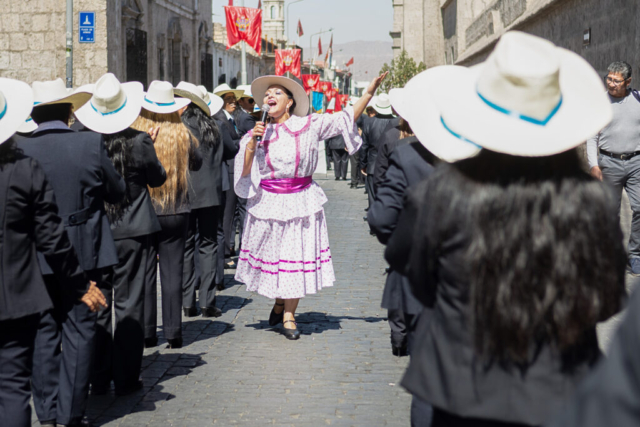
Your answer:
[389,67,481,162]
[206,93,224,117]
[34,90,92,113]
[431,49,613,157]
[251,76,309,117]
[74,82,144,134]
[18,117,38,134]
[214,89,245,100]
[174,88,211,116]
[0,78,34,144]
[372,103,393,115]
[141,94,190,114]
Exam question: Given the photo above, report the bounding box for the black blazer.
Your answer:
[373,128,406,189]
[235,109,257,138]
[0,149,88,321]
[368,139,434,314]
[359,116,400,175]
[18,122,125,273]
[213,110,241,179]
[109,130,166,239]
[385,168,603,425]
[326,134,346,150]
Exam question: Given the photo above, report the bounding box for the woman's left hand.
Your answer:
[366,72,389,97]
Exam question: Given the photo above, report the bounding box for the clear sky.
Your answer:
[211,0,394,48]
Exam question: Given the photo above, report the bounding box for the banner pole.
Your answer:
[240,0,247,85]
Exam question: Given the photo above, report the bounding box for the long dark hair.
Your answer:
[424,148,626,364]
[181,104,220,152]
[0,137,23,167]
[103,128,137,223]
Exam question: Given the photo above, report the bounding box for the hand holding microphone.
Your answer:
[256,104,271,143]
[249,104,271,152]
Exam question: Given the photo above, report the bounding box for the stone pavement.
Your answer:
[57,174,412,426]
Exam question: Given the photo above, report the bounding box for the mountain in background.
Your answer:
[305,40,393,82]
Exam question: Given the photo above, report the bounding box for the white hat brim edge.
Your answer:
[141,96,191,114]
[0,78,34,144]
[207,94,224,117]
[251,76,310,117]
[214,90,245,100]
[432,48,613,157]
[35,91,92,113]
[174,89,211,116]
[389,67,481,163]
[74,82,144,134]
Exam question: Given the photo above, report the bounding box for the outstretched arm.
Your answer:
[353,72,388,122]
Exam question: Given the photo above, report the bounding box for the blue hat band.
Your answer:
[144,96,176,107]
[477,89,563,126]
[440,117,482,149]
[90,97,127,116]
[0,101,7,121]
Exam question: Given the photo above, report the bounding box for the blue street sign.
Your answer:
[79,12,95,44]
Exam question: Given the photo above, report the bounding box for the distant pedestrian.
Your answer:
[327,134,349,180]
[386,32,626,427]
[587,61,640,274]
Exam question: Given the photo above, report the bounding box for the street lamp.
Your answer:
[286,0,305,46]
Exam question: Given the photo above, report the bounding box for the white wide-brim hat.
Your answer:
[213,83,244,100]
[74,73,144,134]
[236,84,253,98]
[390,67,481,162]
[197,85,224,116]
[32,78,91,112]
[0,78,34,144]
[372,93,393,115]
[251,75,309,117]
[142,80,190,114]
[18,117,38,134]
[174,81,211,116]
[430,31,613,157]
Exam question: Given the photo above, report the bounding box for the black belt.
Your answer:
[600,149,640,161]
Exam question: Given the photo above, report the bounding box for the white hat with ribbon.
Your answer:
[213,83,244,100]
[236,84,253,98]
[429,31,613,157]
[142,80,190,114]
[197,85,224,117]
[0,78,34,144]
[251,75,309,117]
[371,93,393,115]
[74,73,144,134]
[174,82,211,116]
[32,78,92,112]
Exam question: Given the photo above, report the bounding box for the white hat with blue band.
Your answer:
[142,80,190,114]
[0,78,34,144]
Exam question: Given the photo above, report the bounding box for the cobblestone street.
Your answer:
[65,174,411,426]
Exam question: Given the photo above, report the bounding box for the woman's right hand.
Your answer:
[252,122,265,141]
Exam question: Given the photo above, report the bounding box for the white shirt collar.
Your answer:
[223,110,233,120]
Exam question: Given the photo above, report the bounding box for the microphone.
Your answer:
[257,104,271,142]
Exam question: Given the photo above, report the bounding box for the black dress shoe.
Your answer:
[268,303,285,326]
[363,216,368,222]
[282,320,301,340]
[61,417,93,427]
[216,282,225,291]
[392,345,408,357]
[183,307,198,317]
[144,337,158,348]
[167,337,182,349]
[201,307,222,318]
[335,177,341,180]
[115,379,144,396]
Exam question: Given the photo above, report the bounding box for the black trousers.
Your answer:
[32,272,99,426]
[388,309,417,351]
[0,314,39,427]
[183,206,220,309]
[332,149,349,179]
[223,186,246,262]
[216,195,226,286]
[233,196,247,253]
[411,395,434,427]
[144,232,159,340]
[149,214,189,340]
[94,235,149,392]
[350,152,360,185]
[431,408,534,427]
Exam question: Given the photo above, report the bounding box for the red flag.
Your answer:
[302,74,320,95]
[224,6,263,54]
[275,49,302,79]
[336,94,349,112]
[317,38,322,56]
[324,34,333,64]
[322,82,334,101]
[258,0,261,8]
[297,19,304,37]
[346,57,354,67]
[229,0,233,5]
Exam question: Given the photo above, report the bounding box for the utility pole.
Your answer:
[65,0,73,88]
[240,0,247,85]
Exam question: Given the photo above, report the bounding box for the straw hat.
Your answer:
[142,80,190,114]
[32,78,91,112]
[74,73,144,134]
[174,82,211,116]
[371,93,393,115]
[390,67,481,162]
[196,85,224,116]
[236,84,253,98]
[429,31,613,157]
[0,78,34,144]
[18,117,38,134]
[213,83,244,100]
[251,75,309,117]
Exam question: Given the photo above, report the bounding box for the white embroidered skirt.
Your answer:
[235,209,335,299]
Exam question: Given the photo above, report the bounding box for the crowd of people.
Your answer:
[4,28,640,427]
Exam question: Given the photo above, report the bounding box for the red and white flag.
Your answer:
[346,57,354,67]
[297,19,304,37]
[275,49,302,79]
[324,34,333,65]
[317,37,322,56]
[224,6,263,54]
[302,74,320,94]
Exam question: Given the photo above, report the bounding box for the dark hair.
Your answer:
[0,137,23,167]
[399,118,413,136]
[181,103,220,152]
[607,61,632,80]
[282,86,297,116]
[31,103,72,125]
[103,129,137,223]
[422,149,626,365]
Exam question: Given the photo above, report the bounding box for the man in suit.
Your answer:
[327,134,349,180]
[17,79,125,427]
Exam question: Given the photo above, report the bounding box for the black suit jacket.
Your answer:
[0,149,88,321]
[373,128,408,189]
[326,134,346,150]
[18,121,125,273]
[359,115,400,175]
[213,110,241,191]
[235,109,257,138]
[110,130,166,239]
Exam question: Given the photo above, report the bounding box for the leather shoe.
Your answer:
[115,379,144,396]
[282,320,301,340]
[201,306,222,318]
[59,418,93,427]
[392,345,408,357]
[183,307,198,317]
[144,337,158,348]
[216,282,225,291]
[363,216,368,222]
[268,303,285,326]
[167,337,182,349]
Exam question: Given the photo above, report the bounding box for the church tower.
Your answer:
[262,0,285,43]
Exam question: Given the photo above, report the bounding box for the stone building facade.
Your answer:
[262,0,285,44]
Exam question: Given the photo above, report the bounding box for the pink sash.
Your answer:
[260,176,313,194]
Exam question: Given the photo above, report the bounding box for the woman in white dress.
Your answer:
[234,74,386,339]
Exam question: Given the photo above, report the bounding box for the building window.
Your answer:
[442,0,457,39]
[126,28,148,89]
[271,6,276,19]
[158,48,165,81]
[170,38,181,85]
[219,57,222,67]
[183,44,190,81]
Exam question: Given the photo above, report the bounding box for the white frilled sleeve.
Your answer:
[311,106,362,155]
[234,130,262,199]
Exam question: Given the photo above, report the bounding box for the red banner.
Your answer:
[317,38,322,56]
[275,49,301,79]
[302,74,320,95]
[224,6,263,54]
[319,81,332,100]
[327,87,338,103]
[346,57,354,67]
[297,19,304,37]
[336,94,349,112]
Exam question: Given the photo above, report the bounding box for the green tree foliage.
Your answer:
[378,50,427,94]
